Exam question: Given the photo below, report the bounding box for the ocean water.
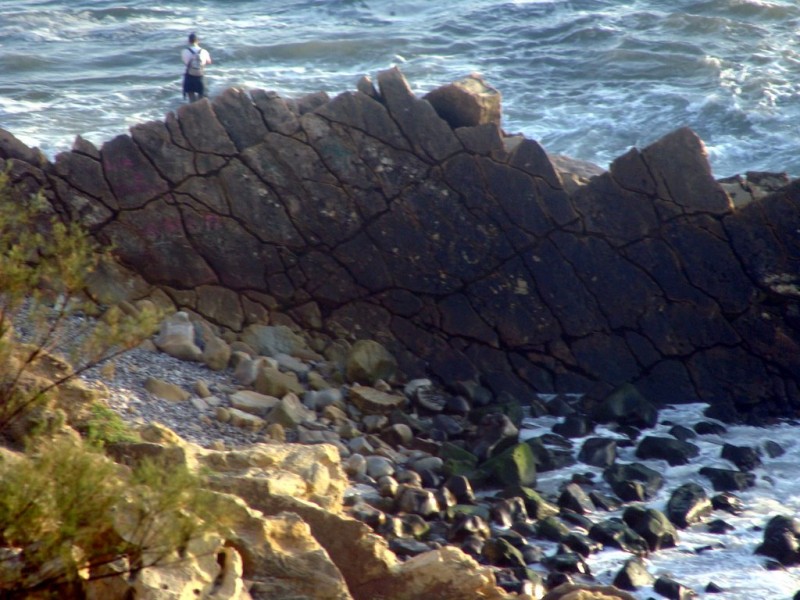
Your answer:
[1,0,800,177]
[2,2,799,598]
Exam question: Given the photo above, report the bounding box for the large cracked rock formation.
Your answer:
[1,68,798,419]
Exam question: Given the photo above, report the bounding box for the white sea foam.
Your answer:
[521,403,800,599]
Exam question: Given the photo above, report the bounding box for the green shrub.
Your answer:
[0,437,221,597]
[0,164,220,597]
[0,165,160,441]
[81,402,141,447]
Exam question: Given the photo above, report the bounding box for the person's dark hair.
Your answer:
[188,32,197,44]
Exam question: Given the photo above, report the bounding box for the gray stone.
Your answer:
[365,455,395,479]
[241,324,307,357]
[154,312,202,362]
[267,394,314,428]
[349,385,406,415]
[303,388,344,411]
[144,377,190,403]
[345,340,398,385]
[229,390,280,416]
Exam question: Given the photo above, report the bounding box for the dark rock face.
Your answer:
[2,67,799,420]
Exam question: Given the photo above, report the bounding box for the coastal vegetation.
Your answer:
[0,169,221,597]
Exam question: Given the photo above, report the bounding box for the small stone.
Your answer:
[707,519,734,534]
[588,519,649,555]
[204,395,223,407]
[232,354,264,385]
[349,385,406,415]
[275,352,309,375]
[349,436,375,455]
[365,455,395,479]
[412,456,443,473]
[541,551,591,576]
[190,397,209,411]
[445,476,475,504]
[216,407,231,423]
[669,424,697,441]
[755,515,800,566]
[297,428,327,444]
[363,414,389,433]
[396,485,439,517]
[322,404,349,424]
[699,467,756,492]
[228,407,265,430]
[345,339,397,385]
[705,582,725,594]
[389,538,431,558]
[267,393,314,428]
[603,462,664,501]
[202,335,231,371]
[307,370,332,391]
[694,421,727,435]
[764,440,785,458]
[383,423,413,446]
[623,505,678,552]
[711,492,745,515]
[721,443,762,472]
[636,436,700,466]
[144,377,190,403]
[154,311,202,361]
[536,516,571,543]
[265,422,286,442]
[395,469,423,487]
[194,379,212,398]
[399,513,430,539]
[578,437,617,468]
[654,575,696,600]
[337,420,361,440]
[614,556,655,591]
[552,414,594,438]
[230,390,280,416]
[481,537,526,569]
[345,453,367,477]
[667,483,712,529]
[254,364,305,397]
[558,482,595,515]
[378,475,399,498]
[240,324,307,357]
[303,387,343,411]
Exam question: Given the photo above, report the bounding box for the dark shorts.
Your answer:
[183,73,205,96]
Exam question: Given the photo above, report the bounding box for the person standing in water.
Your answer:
[181,32,212,102]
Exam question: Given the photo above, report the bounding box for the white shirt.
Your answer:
[181,44,212,71]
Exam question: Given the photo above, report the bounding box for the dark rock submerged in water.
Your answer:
[1,68,799,421]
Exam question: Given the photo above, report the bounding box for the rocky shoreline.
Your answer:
[73,308,800,600]
[3,68,798,423]
[2,67,798,598]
